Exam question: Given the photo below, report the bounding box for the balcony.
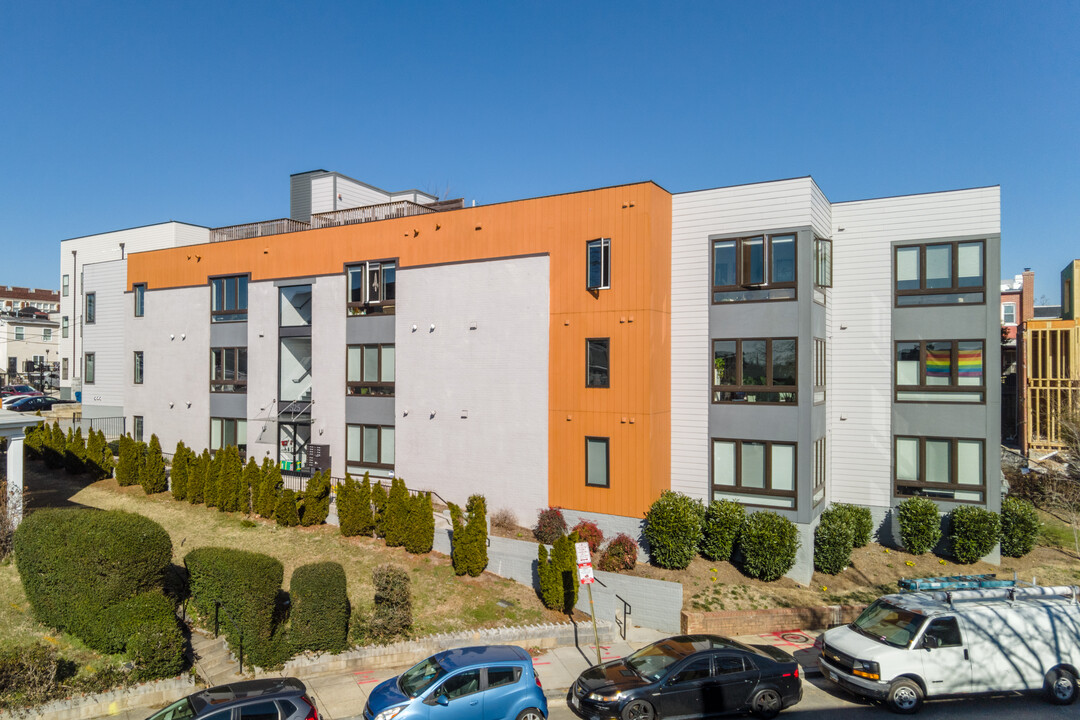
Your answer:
[209,219,310,243]
[310,200,438,229]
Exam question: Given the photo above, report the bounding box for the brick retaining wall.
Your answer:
[681,604,869,636]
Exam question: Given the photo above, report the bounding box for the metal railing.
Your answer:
[615,594,632,640]
[310,200,437,229]
[281,473,447,507]
[209,218,309,243]
[54,416,126,439]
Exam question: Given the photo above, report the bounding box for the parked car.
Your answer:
[567,634,802,720]
[144,677,317,719]
[364,645,547,720]
[1,384,43,397]
[7,396,73,412]
[1,394,35,410]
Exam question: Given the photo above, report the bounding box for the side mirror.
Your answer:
[922,635,939,651]
[435,695,450,707]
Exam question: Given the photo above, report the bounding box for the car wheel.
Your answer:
[1045,667,1079,705]
[886,678,923,714]
[516,707,546,720]
[750,687,783,719]
[620,699,656,720]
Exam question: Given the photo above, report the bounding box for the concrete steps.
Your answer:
[189,628,246,686]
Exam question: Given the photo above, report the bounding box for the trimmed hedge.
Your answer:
[949,506,1001,564]
[256,458,282,519]
[290,562,349,654]
[534,507,567,544]
[185,546,286,669]
[814,513,854,575]
[369,565,412,641]
[449,495,488,576]
[700,499,745,562]
[336,474,361,536]
[897,496,942,555]
[276,489,300,527]
[170,442,190,501]
[643,491,705,569]
[404,492,434,554]
[739,511,799,581]
[383,478,410,546]
[300,470,331,526]
[140,435,167,495]
[216,446,243,512]
[241,458,261,515]
[95,592,184,680]
[827,503,874,547]
[597,533,638,572]
[1000,496,1040,558]
[188,450,210,504]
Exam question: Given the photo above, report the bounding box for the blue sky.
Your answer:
[1,2,1077,302]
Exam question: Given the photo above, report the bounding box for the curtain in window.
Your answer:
[925,343,952,384]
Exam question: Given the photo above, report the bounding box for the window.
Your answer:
[84,353,95,384]
[347,424,395,472]
[814,338,826,404]
[85,292,96,324]
[437,669,481,700]
[347,261,396,315]
[712,439,796,508]
[210,418,247,456]
[210,275,248,322]
[586,238,611,290]
[133,351,144,385]
[238,702,279,720]
[923,618,962,648]
[133,416,144,443]
[62,274,69,297]
[715,656,746,675]
[712,338,797,403]
[14,327,24,341]
[62,316,69,338]
[712,233,796,303]
[42,328,52,342]
[211,348,248,393]
[813,437,826,506]
[814,238,832,289]
[134,284,146,317]
[486,667,521,689]
[347,344,395,396]
[895,436,985,502]
[586,338,609,388]
[280,284,312,327]
[895,241,984,306]
[61,358,68,380]
[670,657,712,685]
[1002,302,1017,325]
[895,341,984,403]
[585,437,609,488]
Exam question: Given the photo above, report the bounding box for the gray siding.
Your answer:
[82,260,127,412]
[246,281,281,463]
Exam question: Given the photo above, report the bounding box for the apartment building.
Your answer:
[0,309,59,386]
[105,173,998,581]
[0,286,59,314]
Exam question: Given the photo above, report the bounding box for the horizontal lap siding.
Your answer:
[82,261,127,409]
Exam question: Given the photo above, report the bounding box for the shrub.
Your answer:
[404,492,435,554]
[814,514,854,575]
[537,531,581,611]
[368,565,412,642]
[356,474,375,536]
[450,495,488,576]
[257,458,282,518]
[949,506,1001,564]
[0,643,62,704]
[290,562,349,654]
[43,422,65,470]
[140,435,168,495]
[115,435,139,486]
[382,478,410,546]
[276,489,300,527]
[897,496,942,555]
[491,508,518,533]
[371,481,388,538]
[739,511,799,581]
[23,421,45,460]
[188,450,210,505]
[64,428,86,475]
[0,482,14,562]
[643,491,705,569]
[241,457,260,514]
[597,533,638,572]
[203,447,223,508]
[336,474,361,536]
[86,592,184,680]
[571,520,604,555]
[185,547,285,668]
[700,499,745,562]
[85,429,110,480]
[216,446,242,512]
[534,506,567,544]
[170,442,190,501]
[300,470,331,526]
[1000,496,1040,558]
[826,503,874,548]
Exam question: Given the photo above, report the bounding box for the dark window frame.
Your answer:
[62,316,69,338]
[346,260,397,316]
[710,438,798,509]
[813,338,826,404]
[346,423,395,471]
[813,436,826,507]
[586,238,611,291]
[712,337,798,404]
[586,338,610,388]
[712,233,798,304]
[85,292,96,324]
[210,417,247,458]
[894,340,985,404]
[210,274,250,323]
[62,274,69,297]
[894,240,986,307]
[346,343,395,397]
[84,352,95,384]
[893,435,986,502]
[210,347,248,393]
[585,436,610,488]
[814,237,833,289]
[133,351,144,385]
[134,284,146,317]
[133,415,143,443]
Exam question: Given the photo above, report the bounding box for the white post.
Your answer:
[5,433,24,529]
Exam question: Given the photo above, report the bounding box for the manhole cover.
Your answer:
[781,632,810,644]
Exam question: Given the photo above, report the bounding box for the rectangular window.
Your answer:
[346,424,395,472]
[211,417,248,456]
[133,351,144,385]
[711,438,797,509]
[85,293,96,324]
[133,284,146,317]
[894,436,985,502]
[62,274,69,297]
[84,353,95,384]
[813,437,826,506]
[61,358,68,380]
[1002,302,1017,325]
[814,238,832,288]
[14,327,24,341]
[346,344,395,396]
[712,234,797,303]
[586,238,611,290]
[585,437,610,487]
[346,261,396,315]
[62,316,69,338]
[814,338,826,404]
[895,340,984,403]
[894,241,985,306]
[210,347,248,393]
[210,275,249,322]
[712,338,797,403]
[280,284,312,327]
[586,338,610,388]
[133,416,143,443]
[42,328,52,342]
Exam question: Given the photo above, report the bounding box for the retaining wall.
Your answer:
[681,604,869,636]
[0,675,196,720]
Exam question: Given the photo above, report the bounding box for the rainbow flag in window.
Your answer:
[926,346,952,378]
[958,347,982,378]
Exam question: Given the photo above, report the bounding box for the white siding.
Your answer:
[810,180,832,240]
[81,260,127,412]
[310,174,391,215]
[310,276,347,477]
[246,281,280,462]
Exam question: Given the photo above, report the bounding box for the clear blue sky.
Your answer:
[1,2,1076,302]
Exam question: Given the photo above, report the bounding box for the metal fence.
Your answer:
[53,416,126,439]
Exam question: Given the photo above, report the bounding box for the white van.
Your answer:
[817,582,1080,713]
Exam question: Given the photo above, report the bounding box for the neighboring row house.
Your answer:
[63,172,1002,581]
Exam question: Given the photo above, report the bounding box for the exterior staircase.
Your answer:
[188,627,247,687]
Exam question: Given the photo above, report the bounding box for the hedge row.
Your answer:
[25,422,114,480]
[290,562,349,654]
[895,495,1037,562]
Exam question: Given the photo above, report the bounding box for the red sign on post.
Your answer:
[578,563,595,584]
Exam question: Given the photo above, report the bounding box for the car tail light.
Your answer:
[534,667,542,689]
[300,695,319,720]
[783,665,800,679]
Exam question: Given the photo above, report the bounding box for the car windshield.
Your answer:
[852,600,926,648]
[624,641,684,681]
[399,657,447,698]
[145,697,197,720]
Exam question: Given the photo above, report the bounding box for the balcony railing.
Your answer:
[310,200,437,229]
[209,219,310,243]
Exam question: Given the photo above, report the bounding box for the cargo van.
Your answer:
[816,579,1080,713]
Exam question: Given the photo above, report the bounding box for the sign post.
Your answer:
[576,541,602,665]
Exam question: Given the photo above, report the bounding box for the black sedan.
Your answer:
[567,635,802,720]
[7,396,72,412]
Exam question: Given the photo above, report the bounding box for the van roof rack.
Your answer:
[898,574,1018,591]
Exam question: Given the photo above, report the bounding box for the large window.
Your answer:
[84,352,95,384]
[895,340,984,403]
[211,347,248,393]
[347,424,395,473]
[712,338,797,404]
[134,284,146,317]
[211,417,247,456]
[347,261,396,315]
[813,437,826,506]
[586,437,609,488]
[347,344,395,396]
[895,241,984,306]
[280,285,312,327]
[211,275,249,322]
[712,233,796,303]
[895,436,984,502]
[586,338,610,388]
[133,351,144,385]
[85,292,96,324]
[814,338,826,404]
[587,238,611,290]
[712,439,796,509]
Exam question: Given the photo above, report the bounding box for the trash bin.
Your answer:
[75,391,82,403]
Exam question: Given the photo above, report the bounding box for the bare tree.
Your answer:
[1042,474,1080,558]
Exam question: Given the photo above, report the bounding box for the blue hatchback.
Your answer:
[364,645,547,720]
